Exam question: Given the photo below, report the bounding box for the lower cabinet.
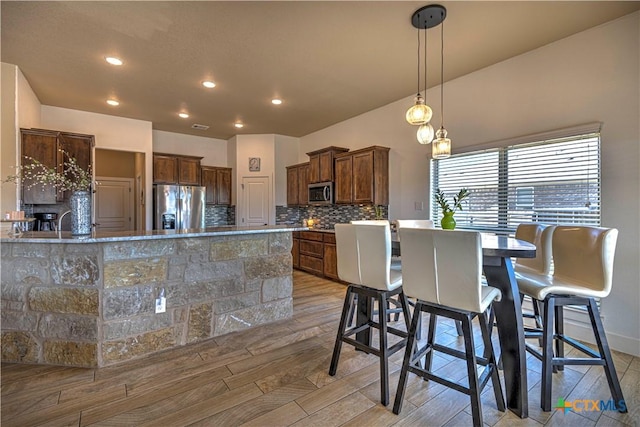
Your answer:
[293,231,340,282]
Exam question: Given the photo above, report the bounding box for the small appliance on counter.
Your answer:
[34,212,57,231]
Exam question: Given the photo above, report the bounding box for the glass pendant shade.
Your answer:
[417,123,434,144]
[432,127,451,159]
[405,94,433,125]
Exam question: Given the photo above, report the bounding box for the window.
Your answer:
[431,131,601,234]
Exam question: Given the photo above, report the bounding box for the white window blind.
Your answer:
[431,132,601,234]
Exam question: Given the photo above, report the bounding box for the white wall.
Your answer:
[300,12,640,355]
[274,135,300,206]
[40,106,154,228]
[234,134,276,225]
[153,130,227,167]
[1,63,42,216]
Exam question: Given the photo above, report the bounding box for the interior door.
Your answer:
[241,176,270,226]
[95,177,134,232]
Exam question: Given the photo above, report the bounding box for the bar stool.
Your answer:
[517,226,626,412]
[393,228,505,427]
[329,222,410,406]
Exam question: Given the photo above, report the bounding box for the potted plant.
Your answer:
[4,150,93,235]
[434,188,470,230]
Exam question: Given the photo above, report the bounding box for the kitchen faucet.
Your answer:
[58,210,71,234]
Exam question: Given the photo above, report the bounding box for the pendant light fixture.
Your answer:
[405,10,433,126]
[431,5,451,159]
[416,19,434,144]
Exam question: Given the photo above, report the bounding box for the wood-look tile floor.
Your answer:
[2,271,639,426]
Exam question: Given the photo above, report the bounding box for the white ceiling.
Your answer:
[2,1,638,140]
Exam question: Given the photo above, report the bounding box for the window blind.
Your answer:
[431,133,601,234]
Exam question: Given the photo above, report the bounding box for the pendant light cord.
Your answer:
[424,20,427,100]
[416,15,421,95]
[440,14,444,128]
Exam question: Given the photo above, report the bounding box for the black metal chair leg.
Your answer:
[378,292,390,406]
[541,296,556,412]
[461,314,483,427]
[587,298,627,413]
[479,311,505,412]
[554,303,564,371]
[424,312,437,374]
[393,302,422,415]
[329,286,354,376]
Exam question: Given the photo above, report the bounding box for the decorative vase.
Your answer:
[70,190,92,236]
[441,211,456,230]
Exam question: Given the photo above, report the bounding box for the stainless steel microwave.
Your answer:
[308,182,333,205]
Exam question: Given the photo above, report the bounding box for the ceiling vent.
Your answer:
[191,124,209,130]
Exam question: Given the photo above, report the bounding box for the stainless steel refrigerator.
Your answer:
[153,185,205,230]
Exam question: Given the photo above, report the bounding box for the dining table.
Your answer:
[356,231,536,418]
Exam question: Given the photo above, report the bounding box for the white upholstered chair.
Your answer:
[395,219,434,230]
[517,226,626,412]
[329,222,410,406]
[393,228,505,426]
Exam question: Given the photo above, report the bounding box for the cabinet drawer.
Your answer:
[299,254,323,275]
[299,231,323,241]
[299,240,323,257]
[323,233,336,244]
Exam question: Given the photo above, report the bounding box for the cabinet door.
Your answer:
[353,150,374,204]
[297,164,309,205]
[323,242,338,280]
[153,155,178,184]
[292,238,300,269]
[201,167,217,204]
[334,156,353,204]
[308,155,320,184]
[286,167,299,206]
[21,129,59,204]
[59,132,93,200]
[178,157,201,185]
[215,168,231,205]
[319,151,334,182]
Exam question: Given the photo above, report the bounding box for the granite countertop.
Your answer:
[1,224,308,244]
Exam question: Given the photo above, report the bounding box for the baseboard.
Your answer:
[521,298,640,357]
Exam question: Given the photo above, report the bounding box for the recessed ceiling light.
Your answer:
[179,112,189,118]
[202,81,216,88]
[234,122,244,129]
[106,99,119,106]
[105,56,123,66]
[271,99,283,105]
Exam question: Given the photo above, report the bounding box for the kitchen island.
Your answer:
[1,225,304,367]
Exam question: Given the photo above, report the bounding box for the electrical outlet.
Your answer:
[155,288,166,313]
[414,201,424,211]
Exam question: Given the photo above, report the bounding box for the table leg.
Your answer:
[483,256,528,418]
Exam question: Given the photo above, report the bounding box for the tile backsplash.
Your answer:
[276,205,387,229]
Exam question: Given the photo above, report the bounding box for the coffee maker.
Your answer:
[34,212,57,231]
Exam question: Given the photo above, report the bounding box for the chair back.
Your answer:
[334,224,361,285]
[399,228,484,313]
[552,226,618,295]
[396,219,434,229]
[515,223,555,274]
[351,220,390,225]
[353,222,395,291]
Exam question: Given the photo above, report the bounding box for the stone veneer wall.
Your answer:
[275,204,388,229]
[1,232,293,367]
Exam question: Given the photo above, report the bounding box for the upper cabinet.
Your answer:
[153,153,202,185]
[307,146,349,184]
[20,128,94,204]
[201,166,232,205]
[334,146,389,205]
[286,162,310,206]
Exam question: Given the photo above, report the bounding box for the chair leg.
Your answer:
[346,293,357,327]
[455,320,464,336]
[541,296,556,412]
[378,292,390,406]
[424,313,438,374]
[554,303,564,372]
[399,292,412,332]
[461,314,483,427]
[587,298,627,413]
[393,302,423,415]
[479,310,505,412]
[329,286,354,376]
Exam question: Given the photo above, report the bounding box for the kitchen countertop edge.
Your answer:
[1,225,309,244]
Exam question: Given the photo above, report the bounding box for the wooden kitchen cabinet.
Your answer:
[322,233,338,280]
[153,153,202,185]
[298,231,324,276]
[201,166,232,205]
[20,128,94,204]
[286,162,309,206]
[292,231,300,269]
[307,146,349,184]
[334,146,389,205]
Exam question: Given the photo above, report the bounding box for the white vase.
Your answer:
[70,190,91,236]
